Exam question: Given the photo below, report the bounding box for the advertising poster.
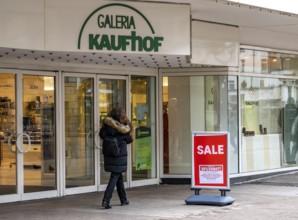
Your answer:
[192,132,229,189]
[135,126,151,170]
[199,165,224,184]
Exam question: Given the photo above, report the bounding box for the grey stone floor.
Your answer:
[1,171,298,220]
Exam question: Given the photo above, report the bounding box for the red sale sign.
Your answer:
[192,132,229,189]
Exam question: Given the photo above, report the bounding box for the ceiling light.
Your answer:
[44,76,54,91]
[163,77,168,87]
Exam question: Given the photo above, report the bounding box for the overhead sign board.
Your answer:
[192,132,230,189]
[78,3,164,53]
[45,0,190,55]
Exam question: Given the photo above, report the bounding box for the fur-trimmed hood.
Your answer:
[103,117,131,134]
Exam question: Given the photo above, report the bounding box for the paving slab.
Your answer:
[1,172,298,220]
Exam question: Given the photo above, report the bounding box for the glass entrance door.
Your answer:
[98,77,127,185]
[0,72,57,203]
[64,75,95,191]
[64,74,128,193]
[22,75,56,194]
[64,73,156,192]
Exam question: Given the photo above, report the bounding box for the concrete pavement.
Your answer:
[1,171,298,220]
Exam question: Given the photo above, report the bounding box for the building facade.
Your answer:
[1,0,298,203]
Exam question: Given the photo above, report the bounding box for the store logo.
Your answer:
[78,3,164,52]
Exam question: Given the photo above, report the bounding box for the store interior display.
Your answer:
[0,97,14,167]
[0,96,55,167]
[0,74,56,195]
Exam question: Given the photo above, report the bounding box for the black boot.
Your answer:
[102,200,111,209]
[121,200,129,206]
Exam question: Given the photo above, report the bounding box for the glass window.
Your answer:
[131,76,157,180]
[254,50,269,74]
[163,75,239,175]
[240,48,298,76]
[240,76,298,172]
[64,77,94,188]
[282,54,298,76]
[0,73,16,195]
[240,49,254,73]
[23,75,56,193]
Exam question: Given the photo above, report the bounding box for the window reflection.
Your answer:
[241,76,298,172]
[99,79,126,185]
[64,77,94,188]
[240,49,298,76]
[131,76,156,180]
[163,75,239,175]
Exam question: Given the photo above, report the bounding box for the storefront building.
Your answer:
[1,0,298,203]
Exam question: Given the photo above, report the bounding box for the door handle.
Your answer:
[7,133,16,153]
[86,130,92,147]
[16,133,31,153]
[94,130,101,149]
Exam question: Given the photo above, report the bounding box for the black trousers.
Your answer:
[103,172,127,203]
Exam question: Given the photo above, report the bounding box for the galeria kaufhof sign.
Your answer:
[45,1,190,55]
[78,4,164,52]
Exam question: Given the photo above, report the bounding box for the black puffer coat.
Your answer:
[100,117,133,173]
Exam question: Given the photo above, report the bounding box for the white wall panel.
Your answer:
[191,21,239,67]
[0,0,44,50]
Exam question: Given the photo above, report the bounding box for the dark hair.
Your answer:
[108,107,125,122]
[108,107,132,130]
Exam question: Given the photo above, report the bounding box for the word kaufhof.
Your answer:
[89,14,164,52]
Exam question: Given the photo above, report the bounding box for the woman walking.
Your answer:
[99,107,133,209]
